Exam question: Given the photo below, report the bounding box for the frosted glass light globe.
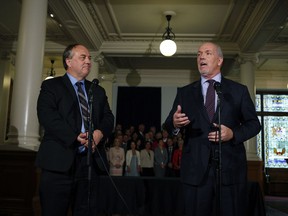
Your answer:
[160,39,177,57]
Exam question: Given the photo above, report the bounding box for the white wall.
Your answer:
[161,86,177,124]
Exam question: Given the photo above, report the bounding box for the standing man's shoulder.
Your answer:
[222,77,248,92]
[40,74,72,92]
[84,79,106,93]
[41,74,67,86]
[222,77,248,87]
[178,80,201,92]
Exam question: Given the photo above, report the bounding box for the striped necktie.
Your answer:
[205,79,215,122]
[76,82,90,131]
[76,82,90,153]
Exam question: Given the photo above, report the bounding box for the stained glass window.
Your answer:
[263,94,288,112]
[255,94,261,112]
[264,116,288,168]
[257,116,262,160]
[256,92,288,169]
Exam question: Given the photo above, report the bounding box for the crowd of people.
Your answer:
[105,123,184,178]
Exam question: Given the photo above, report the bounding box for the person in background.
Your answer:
[164,42,261,216]
[161,129,169,145]
[149,125,157,139]
[136,123,146,144]
[125,140,141,176]
[121,134,130,154]
[172,138,184,177]
[121,133,129,176]
[130,131,139,147]
[140,141,155,176]
[154,139,168,177]
[166,137,176,177]
[109,137,125,176]
[36,44,114,216]
[108,123,122,147]
[152,131,162,150]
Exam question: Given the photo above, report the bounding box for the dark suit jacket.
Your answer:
[164,77,261,186]
[35,74,114,172]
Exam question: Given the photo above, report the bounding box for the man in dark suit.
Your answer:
[36,44,114,216]
[164,42,261,216]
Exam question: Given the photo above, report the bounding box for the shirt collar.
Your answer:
[66,73,85,86]
[201,73,222,85]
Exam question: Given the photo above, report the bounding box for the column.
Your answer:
[238,53,260,160]
[99,74,116,108]
[0,52,15,144]
[7,0,48,151]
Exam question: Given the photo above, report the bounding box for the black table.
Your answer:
[85,176,266,216]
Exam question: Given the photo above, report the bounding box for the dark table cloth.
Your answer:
[84,176,266,216]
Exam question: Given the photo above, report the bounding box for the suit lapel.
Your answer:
[62,74,78,102]
[194,80,211,123]
[84,80,100,128]
[185,80,211,123]
[213,77,230,124]
[62,74,82,131]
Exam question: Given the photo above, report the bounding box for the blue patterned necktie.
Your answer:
[205,79,215,122]
[76,82,90,153]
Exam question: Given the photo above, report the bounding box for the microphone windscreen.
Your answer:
[92,79,99,85]
[213,81,222,94]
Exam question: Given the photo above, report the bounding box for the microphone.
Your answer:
[92,78,99,86]
[213,81,222,94]
[88,79,99,101]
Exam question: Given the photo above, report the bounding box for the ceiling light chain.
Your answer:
[160,12,177,57]
[162,15,175,41]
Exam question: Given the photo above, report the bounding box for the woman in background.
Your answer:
[109,137,125,176]
[125,140,141,176]
[140,141,154,176]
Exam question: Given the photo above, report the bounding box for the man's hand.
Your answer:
[77,132,88,146]
[93,129,104,145]
[173,105,190,128]
[208,123,233,142]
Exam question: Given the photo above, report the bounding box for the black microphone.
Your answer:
[92,78,99,86]
[213,81,222,94]
[88,79,99,101]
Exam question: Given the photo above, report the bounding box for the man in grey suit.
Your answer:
[164,42,261,216]
[36,44,114,216]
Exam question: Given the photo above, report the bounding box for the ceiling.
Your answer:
[1,0,288,76]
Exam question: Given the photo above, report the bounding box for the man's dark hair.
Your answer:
[62,44,80,70]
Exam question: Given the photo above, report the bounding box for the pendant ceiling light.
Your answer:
[45,59,56,80]
[160,11,177,57]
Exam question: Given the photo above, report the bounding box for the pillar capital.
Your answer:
[86,52,103,81]
[94,54,104,66]
[100,73,116,83]
[237,53,259,65]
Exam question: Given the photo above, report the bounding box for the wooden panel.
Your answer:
[266,168,288,196]
[0,149,37,216]
[247,160,264,192]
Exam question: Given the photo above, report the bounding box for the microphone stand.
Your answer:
[215,91,222,216]
[87,87,94,215]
